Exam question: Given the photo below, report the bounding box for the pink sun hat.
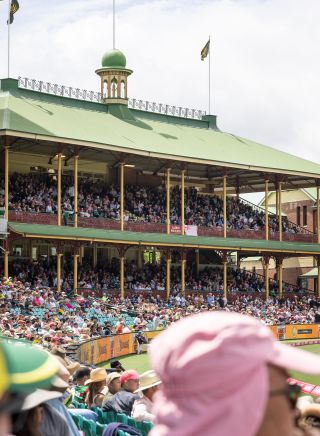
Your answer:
[149,312,320,436]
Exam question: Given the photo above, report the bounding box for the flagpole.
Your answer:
[208,35,211,114]
[113,0,115,49]
[7,0,11,78]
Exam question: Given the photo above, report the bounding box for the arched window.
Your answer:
[111,77,118,98]
[103,80,108,98]
[120,80,126,98]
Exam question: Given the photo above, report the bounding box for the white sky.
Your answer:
[0,0,319,204]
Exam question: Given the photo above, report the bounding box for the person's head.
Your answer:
[0,340,59,436]
[149,312,320,436]
[106,372,121,395]
[73,366,91,386]
[12,389,62,436]
[120,370,140,393]
[84,368,107,406]
[110,360,125,373]
[134,370,161,402]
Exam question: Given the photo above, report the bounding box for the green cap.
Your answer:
[0,339,59,394]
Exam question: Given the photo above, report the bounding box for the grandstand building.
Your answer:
[1,47,320,298]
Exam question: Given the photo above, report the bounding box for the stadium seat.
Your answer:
[71,412,83,430]
[82,418,96,436]
[117,413,129,424]
[127,416,138,428]
[96,422,106,436]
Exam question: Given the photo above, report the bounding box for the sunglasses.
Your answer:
[270,383,301,409]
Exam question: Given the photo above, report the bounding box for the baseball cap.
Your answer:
[107,372,121,385]
[149,312,320,436]
[120,370,139,385]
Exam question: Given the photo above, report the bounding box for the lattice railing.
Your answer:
[18,76,206,120]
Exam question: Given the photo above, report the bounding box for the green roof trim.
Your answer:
[1,79,320,178]
[8,222,320,255]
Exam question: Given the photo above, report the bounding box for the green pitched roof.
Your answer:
[8,222,320,255]
[1,78,320,179]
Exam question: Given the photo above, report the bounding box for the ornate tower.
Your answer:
[95,49,133,105]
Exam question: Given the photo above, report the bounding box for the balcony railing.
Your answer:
[17,76,206,120]
[8,211,318,243]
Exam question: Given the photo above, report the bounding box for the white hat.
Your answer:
[21,389,62,411]
[134,370,161,393]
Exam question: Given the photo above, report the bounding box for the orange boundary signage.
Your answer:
[76,330,162,366]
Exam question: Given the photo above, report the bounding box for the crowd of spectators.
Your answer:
[1,274,319,349]
[8,256,288,294]
[0,173,300,233]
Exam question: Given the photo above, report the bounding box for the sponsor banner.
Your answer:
[285,324,319,340]
[77,341,91,366]
[145,330,162,341]
[185,225,198,236]
[92,337,111,364]
[269,324,320,341]
[113,333,135,358]
[170,225,181,234]
[170,225,198,236]
[77,330,161,365]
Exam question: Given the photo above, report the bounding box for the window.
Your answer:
[303,205,307,226]
[297,206,301,226]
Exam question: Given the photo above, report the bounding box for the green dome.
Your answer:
[101,49,126,68]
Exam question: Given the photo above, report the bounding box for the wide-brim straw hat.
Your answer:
[134,370,161,393]
[85,368,107,385]
[21,389,62,411]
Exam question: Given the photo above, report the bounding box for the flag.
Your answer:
[201,39,210,61]
[8,0,19,25]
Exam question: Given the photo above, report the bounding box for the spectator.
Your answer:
[149,312,320,436]
[103,370,139,416]
[84,369,107,408]
[131,370,161,423]
[102,373,121,406]
[12,389,66,436]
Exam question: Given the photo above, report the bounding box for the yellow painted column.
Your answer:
[57,153,62,226]
[4,145,9,277]
[278,258,283,298]
[120,162,125,231]
[4,146,9,221]
[73,254,79,293]
[276,188,279,223]
[166,252,171,299]
[93,244,97,268]
[317,257,320,298]
[223,174,227,238]
[166,168,171,234]
[181,169,185,235]
[79,245,84,265]
[279,182,282,241]
[265,257,269,300]
[223,254,227,299]
[181,252,186,296]
[196,249,200,275]
[317,185,320,244]
[4,248,9,278]
[265,179,269,240]
[74,154,79,228]
[57,253,63,292]
[120,254,125,299]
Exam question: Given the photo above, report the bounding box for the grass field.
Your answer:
[102,343,320,388]
[102,353,150,374]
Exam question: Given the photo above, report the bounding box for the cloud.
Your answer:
[1,0,319,179]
